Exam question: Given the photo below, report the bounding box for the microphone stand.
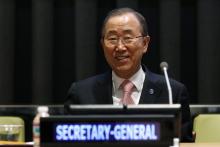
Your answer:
[160,62,173,105]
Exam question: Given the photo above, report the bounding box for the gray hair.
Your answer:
[101,8,149,37]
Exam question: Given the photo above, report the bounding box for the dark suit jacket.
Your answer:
[65,66,193,142]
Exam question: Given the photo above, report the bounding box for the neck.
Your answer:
[115,66,141,79]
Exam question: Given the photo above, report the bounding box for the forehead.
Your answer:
[104,13,142,35]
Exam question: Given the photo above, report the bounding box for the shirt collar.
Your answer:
[112,67,145,92]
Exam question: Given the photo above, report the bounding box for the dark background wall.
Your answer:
[0,0,219,104]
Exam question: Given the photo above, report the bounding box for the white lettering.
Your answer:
[56,125,63,140]
[67,125,74,140]
[133,125,139,140]
[138,124,146,140]
[55,123,159,141]
[91,125,98,140]
[150,124,157,140]
[104,125,111,140]
[114,125,121,140]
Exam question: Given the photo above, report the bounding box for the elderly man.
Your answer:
[65,8,192,142]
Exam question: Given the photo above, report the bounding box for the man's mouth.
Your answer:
[115,55,129,62]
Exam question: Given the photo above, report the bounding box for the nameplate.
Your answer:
[55,122,160,142]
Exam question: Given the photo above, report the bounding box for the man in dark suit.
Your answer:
[65,8,192,142]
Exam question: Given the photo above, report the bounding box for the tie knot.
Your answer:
[120,80,134,93]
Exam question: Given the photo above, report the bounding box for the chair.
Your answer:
[0,116,25,142]
[193,114,220,142]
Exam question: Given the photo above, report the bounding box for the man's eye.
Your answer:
[123,37,133,43]
[124,37,133,40]
[108,38,117,41]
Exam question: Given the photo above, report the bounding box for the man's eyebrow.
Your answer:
[106,29,134,35]
[106,30,117,35]
[105,31,117,37]
[123,29,133,34]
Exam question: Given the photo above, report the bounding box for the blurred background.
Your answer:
[0,0,220,104]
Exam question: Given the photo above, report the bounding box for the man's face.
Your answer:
[102,13,150,79]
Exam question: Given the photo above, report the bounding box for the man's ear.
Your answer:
[142,35,150,53]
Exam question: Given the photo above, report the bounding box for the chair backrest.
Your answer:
[193,114,220,142]
[0,116,25,142]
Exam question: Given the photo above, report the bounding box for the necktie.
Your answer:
[120,80,134,105]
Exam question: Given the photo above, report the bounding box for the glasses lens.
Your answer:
[104,36,143,46]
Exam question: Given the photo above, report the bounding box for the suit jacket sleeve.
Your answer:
[64,83,80,112]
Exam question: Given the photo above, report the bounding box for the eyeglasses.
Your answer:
[104,35,144,46]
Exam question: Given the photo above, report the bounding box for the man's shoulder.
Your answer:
[147,69,185,89]
[71,72,111,87]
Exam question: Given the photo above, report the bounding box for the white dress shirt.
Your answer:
[112,67,145,105]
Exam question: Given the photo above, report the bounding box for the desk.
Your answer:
[181,143,220,147]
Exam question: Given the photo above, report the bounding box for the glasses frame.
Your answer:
[103,35,145,47]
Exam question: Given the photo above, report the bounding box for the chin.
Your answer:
[115,64,131,71]
[114,66,133,76]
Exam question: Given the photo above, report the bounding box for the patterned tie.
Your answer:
[120,80,135,105]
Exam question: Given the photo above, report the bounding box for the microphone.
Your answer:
[160,62,173,104]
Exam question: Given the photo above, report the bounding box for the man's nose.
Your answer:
[116,39,126,51]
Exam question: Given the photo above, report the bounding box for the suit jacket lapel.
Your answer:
[139,67,162,104]
[94,67,162,104]
[94,71,113,104]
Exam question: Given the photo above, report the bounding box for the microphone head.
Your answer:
[160,62,169,70]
